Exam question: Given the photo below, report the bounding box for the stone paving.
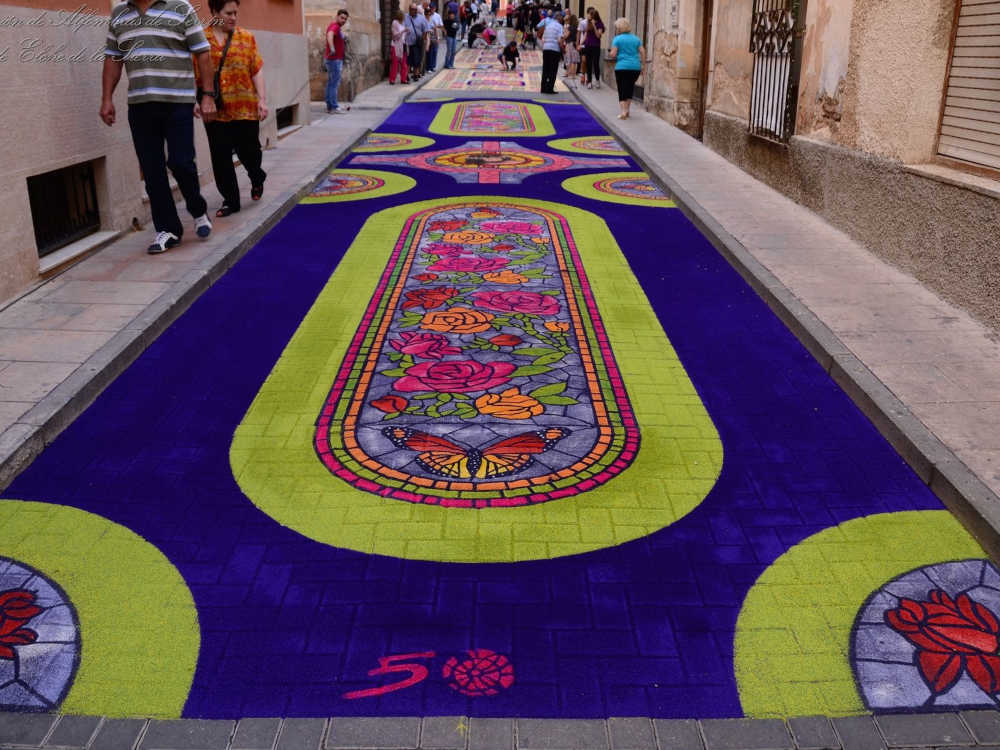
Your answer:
[2,49,1000,749]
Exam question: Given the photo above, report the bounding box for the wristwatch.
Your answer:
[198,88,216,98]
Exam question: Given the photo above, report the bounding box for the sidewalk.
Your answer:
[574,83,1000,558]
[0,82,414,489]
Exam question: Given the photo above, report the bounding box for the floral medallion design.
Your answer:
[547,136,628,156]
[0,557,80,712]
[352,133,435,152]
[852,559,1000,710]
[562,172,676,208]
[442,649,515,696]
[351,141,628,185]
[429,101,555,137]
[314,201,639,507]
[301,170,416,205]
[425,69,561,92]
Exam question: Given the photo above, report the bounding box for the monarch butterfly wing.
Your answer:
[417,451,472,479]
[478,452,535,479]
[382,427,465,452]
[382,428,473,479]
[482,427,571,455]
[478,428,571,480]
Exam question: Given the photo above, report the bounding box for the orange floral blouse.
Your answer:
[198,26,263,122]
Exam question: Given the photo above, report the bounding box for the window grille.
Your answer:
[748,0,806,143]
[27,162,100,258]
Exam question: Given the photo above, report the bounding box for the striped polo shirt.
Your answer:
[105,0,209,104]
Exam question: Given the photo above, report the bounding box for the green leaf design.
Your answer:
[427,405,441,418]
[437,393,453,403]
[512,347,556,357]
[536,395,579,406]
[387,352,403,362]
[533,352,565,366]
[413,392,439,400]
[539,290,561,296]
[452,393,471,401]
[529,381,567,398]
[379,367,408,377]
[511,365,552,377]
[381,411,401,420]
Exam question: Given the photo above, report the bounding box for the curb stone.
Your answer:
[5,712,1000,750]
[570,87,1000,562]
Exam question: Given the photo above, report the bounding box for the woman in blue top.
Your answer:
[609,17,644,119]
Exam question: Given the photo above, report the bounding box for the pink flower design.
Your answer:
[442,649,515,696]
[394,360,516,393]
[471,291,561,316]
[424,243,468,256]
[478,221,544,235]
[428,256,510,273]
[389,332,462,360]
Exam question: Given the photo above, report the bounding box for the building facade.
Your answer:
[628,0,1000,332]
[305,0,384,105]
[0,0,309,306]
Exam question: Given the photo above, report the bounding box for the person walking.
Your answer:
[197,0,268,217]
[581,7,604,88]
[405,4,429,80]
[538,10,562,94]
[609,16,643,119]
[443,8,459,68]
[101,0,215,255]
[425,5,443,72]
[325,9,350,113]
[389,9,409,82]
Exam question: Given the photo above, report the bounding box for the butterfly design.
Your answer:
[382,427,571,480]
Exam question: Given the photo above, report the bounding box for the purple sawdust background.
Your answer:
[4,100,942,719]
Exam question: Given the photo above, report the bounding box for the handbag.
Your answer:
[212,30,235,110]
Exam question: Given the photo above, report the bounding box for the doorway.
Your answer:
[696,0,714,139]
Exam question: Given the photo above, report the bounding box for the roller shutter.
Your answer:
[938,0,1000,170]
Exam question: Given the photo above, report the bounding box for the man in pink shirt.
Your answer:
[325,9,350,114]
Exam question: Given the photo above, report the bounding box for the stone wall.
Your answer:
[704,110,1000,333]
[0,3,309,306]
[305,0,384,105]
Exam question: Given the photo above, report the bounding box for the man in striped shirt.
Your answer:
[100,0,217,254]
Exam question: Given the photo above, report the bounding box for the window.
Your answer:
[26,161,101,258]
[747,0,806,143]
[938,0,1000,171]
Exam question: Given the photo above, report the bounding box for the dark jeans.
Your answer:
[128,101,207,238]
[615,68,640,100]
[204,119,267,211]
[583,46,601,82]
[541,49,561,93]
[407,43,424,76]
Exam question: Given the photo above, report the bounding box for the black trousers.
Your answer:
[615,68,639,101]
[583,46,601,82]
[541,49,561,93]
[128,102,207,238]
[204,119,266,211]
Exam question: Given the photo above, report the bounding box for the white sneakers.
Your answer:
[148,214,211,255]
[147,231,180,255]
[194,214,213,238]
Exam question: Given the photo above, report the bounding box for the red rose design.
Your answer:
[479,221,543,235]
[414,273,439,282]
[428,256,510,273]
[401,286,460,311]
[429,220,467,231]
[0,589,42,661]
[489,334,523,346]
[442,649,515,696]
[394,360,516,393]
[471,291,561,316]
[389,332,462,360]
[370,395,408,413]
[493,244,515,252]
[886,589,1000,696]
[425,243,468,256]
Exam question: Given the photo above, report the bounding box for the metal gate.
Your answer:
[26,162,100,258]
[748,0,806,143]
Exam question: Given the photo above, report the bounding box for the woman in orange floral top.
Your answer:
[197,0,268,217]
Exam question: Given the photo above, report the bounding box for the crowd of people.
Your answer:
[99,0,643,256]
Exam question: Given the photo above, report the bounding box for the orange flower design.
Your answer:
[442,230,494,245]
[483,270,529,285]
[531,237,549,244]
[470,208,502,219]
[475,388,545,419]
[421,307,495,333]
[544,321,571,332]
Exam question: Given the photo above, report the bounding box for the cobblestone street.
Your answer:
[2,47,1000,750]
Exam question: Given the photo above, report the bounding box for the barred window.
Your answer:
[748,0,806,143]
